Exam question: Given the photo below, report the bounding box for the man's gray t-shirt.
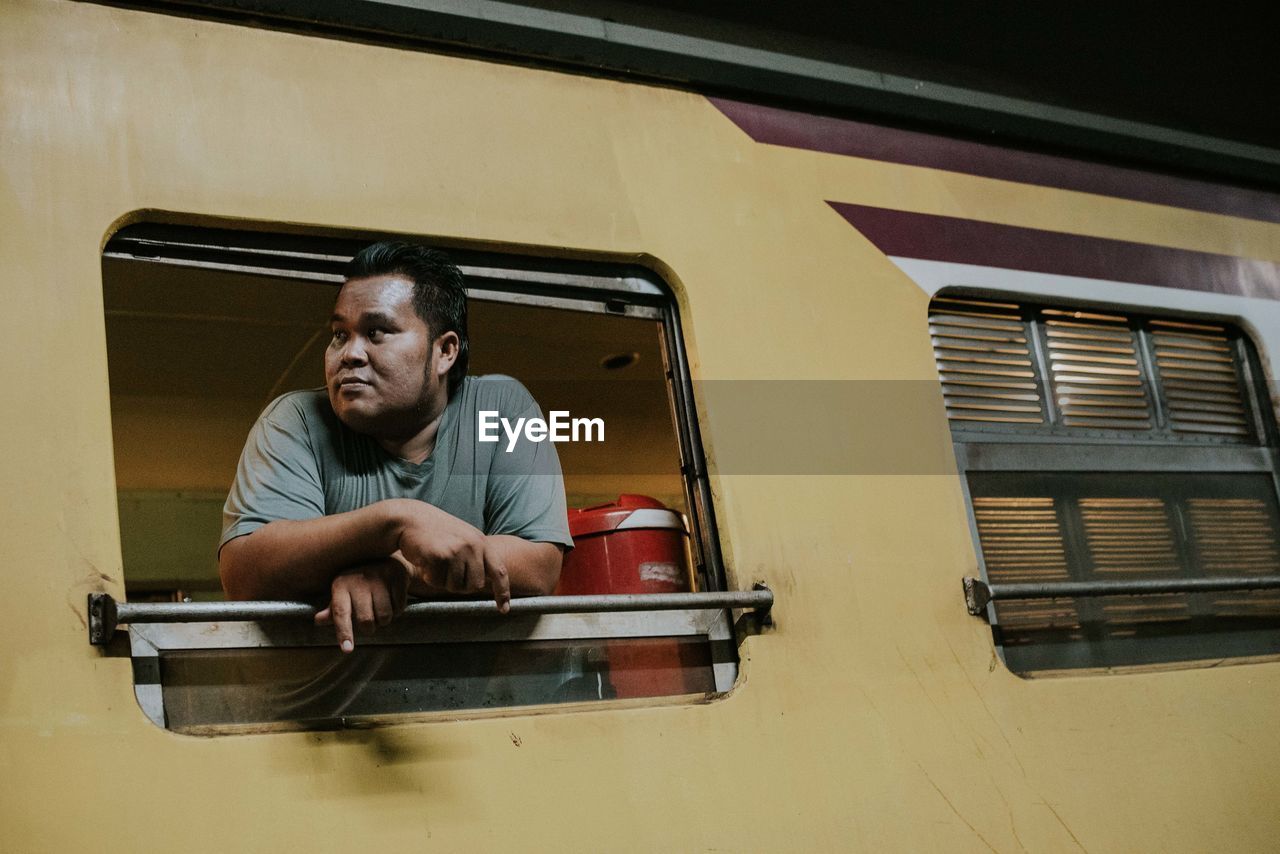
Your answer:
[220,375,573,551]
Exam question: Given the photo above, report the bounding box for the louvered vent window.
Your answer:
[935,294,1280,673]
[929,297,1259,443]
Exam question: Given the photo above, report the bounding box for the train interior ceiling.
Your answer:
[103,252,687,601]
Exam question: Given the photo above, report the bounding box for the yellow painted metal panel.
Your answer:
[2,1,1279,851]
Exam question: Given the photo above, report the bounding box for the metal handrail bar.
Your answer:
[963,575,1280,616]
[89,589,773,645]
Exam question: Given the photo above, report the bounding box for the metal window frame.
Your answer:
[100,221,747,725]
[126,605,741,729]
[103,222,727,593]
[938,288,1280,670]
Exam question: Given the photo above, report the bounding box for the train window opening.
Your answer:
[101,222,733,731]
[932,292,1280,673]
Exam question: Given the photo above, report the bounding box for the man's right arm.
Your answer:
[220,498,511,608]
[219,500,406,600]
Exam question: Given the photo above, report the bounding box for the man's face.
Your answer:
[325,275,442,438]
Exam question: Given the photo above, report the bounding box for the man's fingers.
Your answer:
[330,589,354,653]
[466,551,486,593]
[314,606,332,626]
[446,553,469,593]
[425,561,449,590]
[486,551,512,614]
[442,539,486,593]
[353,587,377,635]
[371,582,394,627]
[448,550,473,591]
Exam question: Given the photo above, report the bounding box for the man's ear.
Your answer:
[434,331,460,379]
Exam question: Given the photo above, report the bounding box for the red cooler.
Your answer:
[558,495,706,697]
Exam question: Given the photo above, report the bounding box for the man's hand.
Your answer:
[394,501,513,612]
[405,537,562,602]
[315,559,409,652]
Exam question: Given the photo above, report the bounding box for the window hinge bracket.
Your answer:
[89,593,119,647]
[963,577,993,617]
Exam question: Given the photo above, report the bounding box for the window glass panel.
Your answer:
[157,637,718,733]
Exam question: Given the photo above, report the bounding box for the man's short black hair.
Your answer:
[345,241,469,396]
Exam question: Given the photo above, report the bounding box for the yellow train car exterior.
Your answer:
[4,1,1280,851]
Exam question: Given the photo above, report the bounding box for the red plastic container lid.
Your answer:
[567,494,685,538]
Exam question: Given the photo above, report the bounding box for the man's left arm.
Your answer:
[483,535,564,595]
[480,393,574,588]
[394,384,573,602]
[467,384,574,596]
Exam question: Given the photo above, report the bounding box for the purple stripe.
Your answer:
[712,98,1280,225]
[830,202,1280,301]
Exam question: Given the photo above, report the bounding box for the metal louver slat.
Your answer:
[972,496,1079,632]
[1042,309,1154,430]
[929,298,1046,427]
[1079,497,1190,629]
[1187,497,1280,617]
[1149,320,1252,440]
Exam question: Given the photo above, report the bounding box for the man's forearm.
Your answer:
[489,535,563,596]
[219,500,410,600]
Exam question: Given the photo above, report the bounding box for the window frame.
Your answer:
[101,220,746,730]
[935,287,1280,674]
